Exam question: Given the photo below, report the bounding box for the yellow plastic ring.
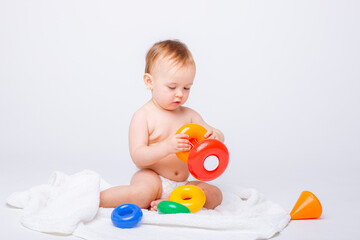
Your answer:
[169,185,206,213]
[176,124,207,163]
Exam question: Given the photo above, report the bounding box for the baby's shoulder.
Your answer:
[180,106,201,118]
[131,103,151,121]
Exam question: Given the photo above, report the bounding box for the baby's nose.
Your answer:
[175,90,183,97]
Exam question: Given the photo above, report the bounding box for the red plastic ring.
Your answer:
[187,139,229,181]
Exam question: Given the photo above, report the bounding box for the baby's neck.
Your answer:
[150,98,182,113]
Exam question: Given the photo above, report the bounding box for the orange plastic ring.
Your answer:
[175,124,207,163]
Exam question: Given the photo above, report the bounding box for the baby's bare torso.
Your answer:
[141,101,194,181]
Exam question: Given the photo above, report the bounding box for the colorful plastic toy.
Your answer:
[169,185,206,213]
[188,139,229,181]
[176,123,229,181]
[290,191,322,220]
[157,200,191,214]
[176,123,207,163]
[111,203,143,228]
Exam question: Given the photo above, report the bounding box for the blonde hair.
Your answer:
[145,40,195,74]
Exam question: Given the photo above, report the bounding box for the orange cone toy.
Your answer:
[290,191,322,220]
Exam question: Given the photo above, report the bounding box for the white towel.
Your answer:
[7,170,290,240]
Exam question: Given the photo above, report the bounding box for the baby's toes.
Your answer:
[150,200,158,211]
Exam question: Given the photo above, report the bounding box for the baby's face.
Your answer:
[150,59,195,111]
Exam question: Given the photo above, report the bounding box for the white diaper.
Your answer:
[159,176,188,199]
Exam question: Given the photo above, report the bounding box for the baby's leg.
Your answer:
[99,169,162,209]
[187,181,223,209]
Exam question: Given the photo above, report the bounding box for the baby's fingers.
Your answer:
[177,138,190,144]
[176,142,191,151]
[204,130,214,139]
[176,134,189,139]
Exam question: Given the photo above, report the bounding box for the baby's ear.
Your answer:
[143,73,153,90]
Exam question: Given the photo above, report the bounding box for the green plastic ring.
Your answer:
[157,201,191,214]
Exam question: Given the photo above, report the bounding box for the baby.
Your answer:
[100,40,225,211]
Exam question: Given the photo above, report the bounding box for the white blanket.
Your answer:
[7,170,290,240]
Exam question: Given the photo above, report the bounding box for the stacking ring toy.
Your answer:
[176,123,207,163]
[157,200,191,214]
[169,185,206,213]
[111,203,143,228]
[188,139,229,181]
[176,123,229,181]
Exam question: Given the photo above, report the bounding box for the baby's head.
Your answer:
[145,40,195,75]
[144,40,196,110]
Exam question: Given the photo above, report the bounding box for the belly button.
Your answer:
[175,171,179,176]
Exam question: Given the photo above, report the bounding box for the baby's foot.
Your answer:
[150,199,168,211]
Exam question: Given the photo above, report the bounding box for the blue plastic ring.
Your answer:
[111,203,143,228]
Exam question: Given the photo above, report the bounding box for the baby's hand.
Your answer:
[167,134,191,153]
[204,129,219,140]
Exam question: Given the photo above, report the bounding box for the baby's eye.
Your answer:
[184,87,191,90]
[168,86,176,90]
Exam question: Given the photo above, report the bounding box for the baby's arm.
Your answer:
[129,109,191,168]
[189,109,225,142]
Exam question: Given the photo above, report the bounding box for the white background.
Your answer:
[1,0,359,239]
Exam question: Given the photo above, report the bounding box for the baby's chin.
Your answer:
[161,103,184,111]
[163,106,181,111]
